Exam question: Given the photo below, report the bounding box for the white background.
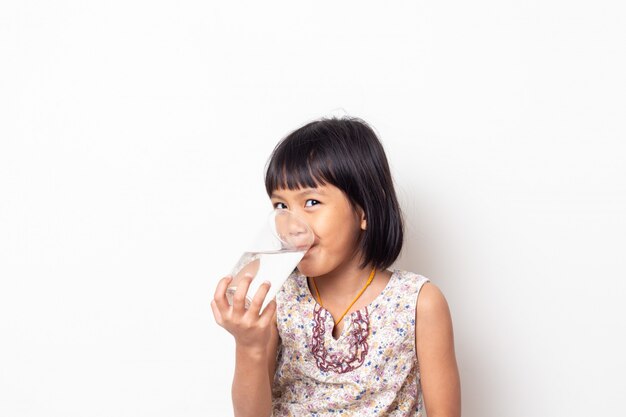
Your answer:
[1,1,625,416]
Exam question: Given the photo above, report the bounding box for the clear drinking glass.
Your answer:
[226,208,314,310]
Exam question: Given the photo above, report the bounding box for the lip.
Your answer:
[303,245,317,257]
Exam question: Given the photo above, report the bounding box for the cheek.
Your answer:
[313,216,359,249]
[310,203,359,232]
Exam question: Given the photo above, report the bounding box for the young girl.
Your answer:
[211,117,461,417]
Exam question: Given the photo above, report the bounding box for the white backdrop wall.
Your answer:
[1,1,624,416]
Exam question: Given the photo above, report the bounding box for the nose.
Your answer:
[288,229,313,251]
[275,210,313,250]
[288,216,307,235]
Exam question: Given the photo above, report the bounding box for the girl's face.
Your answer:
[270,183,367,278]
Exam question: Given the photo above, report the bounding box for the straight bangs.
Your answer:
[265,137,339,196]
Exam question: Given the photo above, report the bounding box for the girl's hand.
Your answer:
[210,273,277,352]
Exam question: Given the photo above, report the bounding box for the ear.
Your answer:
[359,208,367,231]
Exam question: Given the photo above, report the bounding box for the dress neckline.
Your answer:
[298,268,398,341]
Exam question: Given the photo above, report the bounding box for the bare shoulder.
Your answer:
[416,281,451,320]
[414,281,461,416]
[415,282,454,346]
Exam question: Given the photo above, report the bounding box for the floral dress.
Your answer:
[271,268,431,416]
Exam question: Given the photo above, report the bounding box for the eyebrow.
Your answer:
[270,188,327,199]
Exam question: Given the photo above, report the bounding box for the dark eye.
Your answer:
[305,199,320,207]
[274,202,287,209]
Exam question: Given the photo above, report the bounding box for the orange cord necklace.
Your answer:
[311,266,376,325]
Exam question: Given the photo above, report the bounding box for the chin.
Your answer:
[297,258,331,278]
[296,260,320,278]
[296,263,313,277]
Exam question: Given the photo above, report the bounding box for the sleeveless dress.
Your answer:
[271,268,431,416]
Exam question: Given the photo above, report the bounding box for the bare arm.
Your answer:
[415,282,462,417]
[211,274,280,417]
[231,307,280,417]
[232,345,273,417]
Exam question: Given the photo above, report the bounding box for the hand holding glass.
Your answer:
[226,209,314,311]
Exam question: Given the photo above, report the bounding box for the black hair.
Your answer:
[264,116,404,270]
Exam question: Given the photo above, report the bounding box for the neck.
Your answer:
[309,258,376,302]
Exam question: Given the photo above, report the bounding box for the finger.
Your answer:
[210,299,224,327]
[246,280,271,317]
[232,273,254,316]
[258,298,277,327]
[213,275,233,312]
